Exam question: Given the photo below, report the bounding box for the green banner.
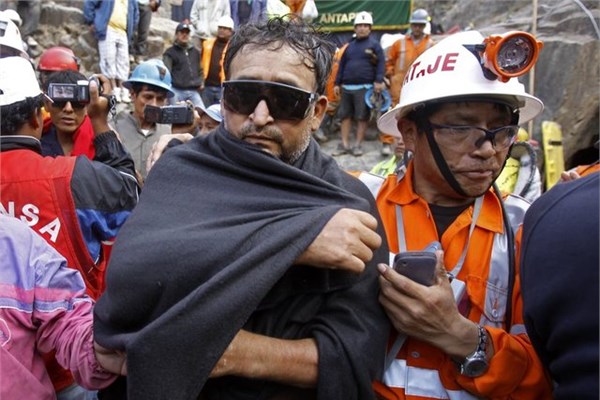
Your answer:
[315,0,412,32]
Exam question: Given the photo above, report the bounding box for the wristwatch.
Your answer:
[459,324,489,377]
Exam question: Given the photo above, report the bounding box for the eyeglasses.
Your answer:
[222,80,317,121]
[50,100,86,110]
[429,122,519,151]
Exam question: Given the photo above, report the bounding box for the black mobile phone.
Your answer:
[392,251,437,286]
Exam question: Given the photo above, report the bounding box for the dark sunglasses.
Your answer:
[222,80,317,121]
[50,100,86,110]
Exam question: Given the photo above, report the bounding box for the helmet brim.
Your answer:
[377,93,544,137]
[122,79,175,98]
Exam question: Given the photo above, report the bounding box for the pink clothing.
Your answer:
[0,215,117,399]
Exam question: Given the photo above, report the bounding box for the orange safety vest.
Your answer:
[325,43,348,113]
[386,35,434,106]
[285,0,307,15]
[372,163,552,399]
[201,37,227,83]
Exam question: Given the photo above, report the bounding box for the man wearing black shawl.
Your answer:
[94,17,390,400]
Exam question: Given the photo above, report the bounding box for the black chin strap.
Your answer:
[423,125,513,199]
[424,127,469,197]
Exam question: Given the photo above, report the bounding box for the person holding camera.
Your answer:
[0,56,139,399]
[40,70,98,159]
[371,31,552,398]
[112,59,177,179]
[93,17,389,399]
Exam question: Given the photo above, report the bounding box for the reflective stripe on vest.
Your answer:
[382,183,530,397]
[395,37,434,73]
[384,359,482,399]
[397,39,407,72]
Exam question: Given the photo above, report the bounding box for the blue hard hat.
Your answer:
[365,88,392,112]
[123,59,175,97]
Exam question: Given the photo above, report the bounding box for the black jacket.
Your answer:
[163,42,203,89]
[95,126,390,400]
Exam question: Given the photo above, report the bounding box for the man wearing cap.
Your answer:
[197,103,222,135]
[333,11,385,157]
[0,56,138,398]
[201,15,234,106]
[372,31,552,398]
[163,22,205,108]
[379,8,435,157]
[112,59,177,179]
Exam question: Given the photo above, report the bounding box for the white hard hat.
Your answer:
[409,8,429,24]
[217,16,234,30]
[2,9,22,27]
[0,56,43,106]
[378,31,544,137]
[0,13,28,58]
[354,11,373,26]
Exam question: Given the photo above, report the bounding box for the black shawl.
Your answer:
[94,126,390,399]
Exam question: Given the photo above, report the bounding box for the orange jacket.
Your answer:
[201,37,227,83]
[285,0,306,15]
[373,163,552,399]
[385,35,434,106]
[325,43,348,113]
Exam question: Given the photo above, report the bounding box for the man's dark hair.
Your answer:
[0,94,45,135]
[223,16,336,95]
[42,70,87,92]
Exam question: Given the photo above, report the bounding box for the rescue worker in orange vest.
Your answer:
[372,31,553,398]
[0,56,139,399]
[379,8,435,157]
[201,15,234,106]
[314,42,348,143]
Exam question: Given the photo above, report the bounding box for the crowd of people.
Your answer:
[0,3,598,400]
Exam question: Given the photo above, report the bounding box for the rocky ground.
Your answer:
[316,121,390,172]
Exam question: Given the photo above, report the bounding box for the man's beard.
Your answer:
[239,124,312,164]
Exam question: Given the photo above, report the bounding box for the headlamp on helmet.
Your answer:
[469,32,543,83]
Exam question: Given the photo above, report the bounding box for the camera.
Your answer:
[47,80,91,103]
[46,77,103,104]
[144,104,194,125]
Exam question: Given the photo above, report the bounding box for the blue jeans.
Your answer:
[170,87,204,108]
[170,0,194,22]
[201,85,222,107]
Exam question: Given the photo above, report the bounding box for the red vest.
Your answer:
[0,149,107,392]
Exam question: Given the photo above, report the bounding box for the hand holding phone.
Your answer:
[393,251,437,286]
